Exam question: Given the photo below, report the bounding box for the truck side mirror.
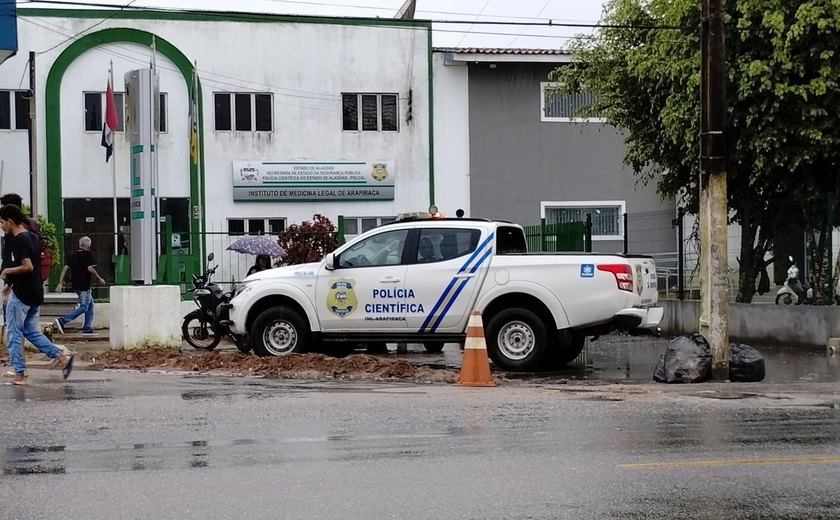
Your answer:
[324,253,336,271]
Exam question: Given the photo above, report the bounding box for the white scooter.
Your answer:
[775,256,812,305]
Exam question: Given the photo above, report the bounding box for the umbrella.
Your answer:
[227,235,286,257]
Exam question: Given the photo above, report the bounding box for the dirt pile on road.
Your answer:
[78,349,459,383]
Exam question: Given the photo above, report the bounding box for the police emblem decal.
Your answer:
[326,278,358,318]
[240,165,260,183]
[371,163,388,182]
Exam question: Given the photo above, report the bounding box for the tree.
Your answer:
[554,0,840,302]
[277,214,339,265]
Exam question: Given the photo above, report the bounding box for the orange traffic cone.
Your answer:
[457,310,495,387]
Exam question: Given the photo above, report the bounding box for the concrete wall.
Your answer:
[465,62,675,253]
[431,53,471,217]
[661,299,840,348]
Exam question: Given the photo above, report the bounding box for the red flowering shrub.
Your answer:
[277,214,339,265]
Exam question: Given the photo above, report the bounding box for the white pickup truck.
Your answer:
[227,217,662,371]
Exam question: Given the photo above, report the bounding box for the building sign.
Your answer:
[232,161,395,201]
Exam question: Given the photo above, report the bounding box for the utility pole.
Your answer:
[28,51,38,217]
[699,0,729,379]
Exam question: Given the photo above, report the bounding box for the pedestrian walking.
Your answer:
[0,204,73,385]
[54,236,105,335]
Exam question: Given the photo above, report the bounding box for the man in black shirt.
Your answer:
[0,204,73,385]
[55,236,105,335]
[0,193,41,313]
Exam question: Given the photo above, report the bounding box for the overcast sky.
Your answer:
[17,0,606,48]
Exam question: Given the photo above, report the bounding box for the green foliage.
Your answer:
[22,204,61,266]
[277,214,339,266]
[555,0,840,301]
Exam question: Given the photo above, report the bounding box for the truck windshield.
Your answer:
[496,226,527,254]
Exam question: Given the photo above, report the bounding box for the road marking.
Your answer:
[621,455,840,469]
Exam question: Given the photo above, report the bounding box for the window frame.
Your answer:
[341,93,399,133]
[0,89,29,131]
[214,92,273,132]
[83,91,167,133]
[540,82,605,124]
[342,216,396,237]
[227,217,286,236]
[540,200,625,241]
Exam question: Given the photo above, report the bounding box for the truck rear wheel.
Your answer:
[423,342,445,353]
[485,308,549,371]
[251,307,310,357]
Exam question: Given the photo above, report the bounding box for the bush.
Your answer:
[23,204,61,266]
[277,214,339,266]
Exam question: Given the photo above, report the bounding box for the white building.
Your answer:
[1,7,445,283]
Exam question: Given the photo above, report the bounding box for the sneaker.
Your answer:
[81,330,97,335]
[54,319,65,334]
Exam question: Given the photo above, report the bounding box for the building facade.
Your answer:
[433,48,676,257]
[1,8,435,283]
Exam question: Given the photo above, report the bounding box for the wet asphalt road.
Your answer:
[3,336,840,520]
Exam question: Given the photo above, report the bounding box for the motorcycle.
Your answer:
[182,253,251,352]
[775,256,813,305]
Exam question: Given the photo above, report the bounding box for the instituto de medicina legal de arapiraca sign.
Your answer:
[232,160,395,201]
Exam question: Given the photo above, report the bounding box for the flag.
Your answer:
[101,77,117,162]
[188,66,198,165]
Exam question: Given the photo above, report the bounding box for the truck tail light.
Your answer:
[597,264,634,292]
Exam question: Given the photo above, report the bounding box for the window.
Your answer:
[341,93,399,132]
[14,91,28,131]
[228,217,286,236]
[542,200,625,240]
[540,82,604,123]
[0,90,29,130]
[214,92,272,131]
[84,91,167,132]
[84,92,101,131]
[496,226,527,254]
[416,228,481,264]
[338,229,408,268]
[342,216,395,236]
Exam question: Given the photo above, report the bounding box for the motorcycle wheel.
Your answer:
[182,310,222,350]
[234,334,252,354]
[774,293,793,305]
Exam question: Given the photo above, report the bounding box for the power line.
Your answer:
[505,0,551,48]
[34,0,138,55]
[19,0,686,30]
[453,0,491,48]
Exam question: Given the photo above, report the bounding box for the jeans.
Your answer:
[58,289,94,332]
[5,292,63,375]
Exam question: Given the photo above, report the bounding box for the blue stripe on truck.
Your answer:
[419,232,495,332]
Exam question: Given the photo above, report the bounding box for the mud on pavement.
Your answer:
[77,349,460,383]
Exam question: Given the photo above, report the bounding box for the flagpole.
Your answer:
[110,61,118,258]
[194,60,204,264]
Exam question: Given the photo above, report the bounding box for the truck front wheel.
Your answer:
[485,308,548,371]
[251,307,310,357]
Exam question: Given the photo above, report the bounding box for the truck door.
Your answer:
[315,228,410,331]
[404,227,492,332]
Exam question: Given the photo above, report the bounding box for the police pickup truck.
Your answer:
[228,216,662,371]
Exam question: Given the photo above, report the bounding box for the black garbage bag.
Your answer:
[653,333,711,383]
[729,343,765,382]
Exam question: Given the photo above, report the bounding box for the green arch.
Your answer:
[45,27,205,266]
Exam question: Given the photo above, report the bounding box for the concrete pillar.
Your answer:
[109,285,181,350]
